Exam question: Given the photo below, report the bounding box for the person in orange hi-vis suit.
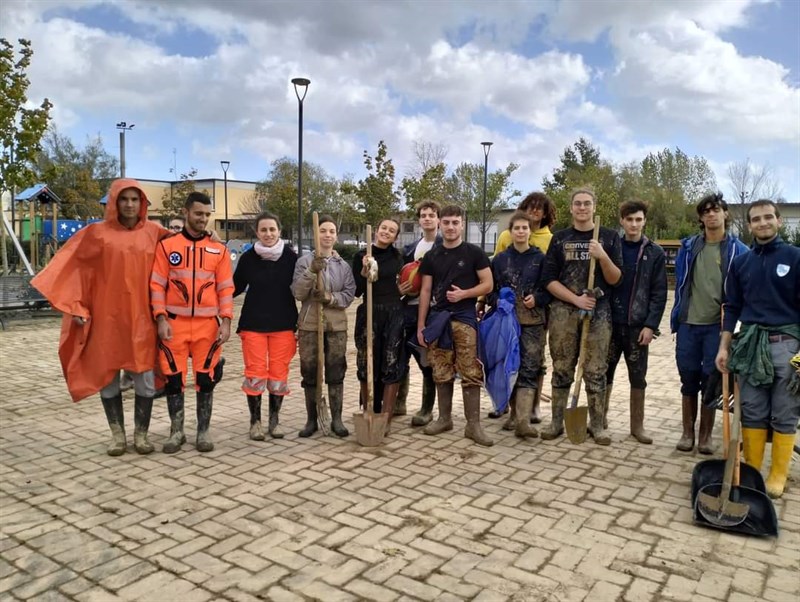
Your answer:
[31,179,165,456]
[150,191,234,453]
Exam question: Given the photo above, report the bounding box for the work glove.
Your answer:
[309,255,326,274]
[312,288,332,305]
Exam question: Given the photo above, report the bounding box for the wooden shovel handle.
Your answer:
[365,225,374,415]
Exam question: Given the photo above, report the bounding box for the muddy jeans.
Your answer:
[298,330,347,387]
[518,324,546,389]
[606,324,649,389]
[428,321,484,387]
[548,301,612,395]
[355,302,405,385]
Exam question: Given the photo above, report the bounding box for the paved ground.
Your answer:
[1,300,798,602]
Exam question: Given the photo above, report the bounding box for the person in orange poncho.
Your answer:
[31,179,165,456]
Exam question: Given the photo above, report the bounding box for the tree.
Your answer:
[445,162,521,241]
[400,163,447,210]
[160,168,206,217]
[347,140,400,231]
[35,128,118,219]
[246,158,340,240]
[727,158,783,242]
[0,38,53,194]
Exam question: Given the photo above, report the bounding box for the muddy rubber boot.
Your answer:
[101,394,126,456]
[247,394,265,441]
[629,388,652,444]
[676,394,697,452]
[196,391,215,452]
[696,405,715,455]
[133,394,154,454]
[766,432,796,499]
[268,394,285,439]
[382,382,400,436]
[298,387,318,438]
[463,386,494,447]
[540,388,568,440]
[588,391,611,445]
[530,373,544,424]
[501,391,517,431]
[514,388,538,439]
[394,372,409,416]
[603,385,612,430]
[742,427,768,470]
[423,382,454,435]
[162,393,186,454]
[411,374,436,427]
[328,384,349,437]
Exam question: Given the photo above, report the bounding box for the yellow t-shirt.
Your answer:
[493,226,552,256]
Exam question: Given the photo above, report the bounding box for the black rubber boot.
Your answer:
[463,387,494,447]
[163,393,186,454]
[423,382,454,435]
[328,384,349,437]
[588,391,611,445]
[196,391,214,452]
[394,372,409,416]
[411,374,436,427]
[299,387,318,438]
[101,394,126,456]
[247,394,265,441]
[268,394,285,439]
[133,394,154,454]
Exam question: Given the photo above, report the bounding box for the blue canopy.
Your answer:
[15,184,63,205]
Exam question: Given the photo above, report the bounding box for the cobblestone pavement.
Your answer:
[1,300,798,602]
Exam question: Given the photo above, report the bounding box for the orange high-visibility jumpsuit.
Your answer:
[150,231,234,391]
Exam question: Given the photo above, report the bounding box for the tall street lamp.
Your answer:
[292,77,310,255]
[220,160,230,242]
[480,141,493,252]
[116,121,135,177]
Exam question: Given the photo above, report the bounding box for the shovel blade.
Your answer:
[696,490,750,527]
[564,406,588,444]
[353,412,387,447]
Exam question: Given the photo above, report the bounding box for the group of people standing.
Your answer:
[32,178,799,498]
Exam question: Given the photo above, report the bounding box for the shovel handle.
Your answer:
[365,225,374,415]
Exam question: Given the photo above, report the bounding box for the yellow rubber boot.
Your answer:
[741,427,768,470]
[766,432,796,499]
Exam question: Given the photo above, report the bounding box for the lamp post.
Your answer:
[116,121,135,177]
[480,141,493,252]
[292,77,310,255]
[220,160,230,242]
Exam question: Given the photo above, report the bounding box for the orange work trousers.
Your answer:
[158,316,222,391]
[239,330,297,396]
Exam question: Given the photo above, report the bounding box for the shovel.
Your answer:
[564,219,601,444]
[696,377,750,527]
[353,225,388,446]
[312,212,330,436]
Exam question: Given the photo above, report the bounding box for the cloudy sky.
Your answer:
[2,0,798,201]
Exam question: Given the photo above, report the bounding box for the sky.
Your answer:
[2,0,799,202]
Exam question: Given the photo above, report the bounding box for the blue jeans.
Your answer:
[675,323,719,397]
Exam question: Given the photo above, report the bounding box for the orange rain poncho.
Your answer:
[31,179,165,402]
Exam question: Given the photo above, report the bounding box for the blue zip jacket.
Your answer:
[670,233,749,333]
[722,236,800,332]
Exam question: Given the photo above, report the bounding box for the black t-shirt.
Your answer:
[419,241,490,313]
[353,244,403,305]
[541,226,623,305]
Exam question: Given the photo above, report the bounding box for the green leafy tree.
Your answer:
[160,168,207,217]
[349,140,400,232]
[248,158,340,240]
[445,161,521,241]
[0,38,53,194]
[400,163,448,211]
[35,128,118,219]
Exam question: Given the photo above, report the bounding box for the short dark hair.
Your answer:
[508,210,533,231]
[185,191,211,209]
[747,199,780,222]
[440,204,465,219]
[696,192,730,229]
[254,211,281,231]
[620,199,649,218]
[318,214,336,228]
[518,192,556,228]
[416,200,440,218]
